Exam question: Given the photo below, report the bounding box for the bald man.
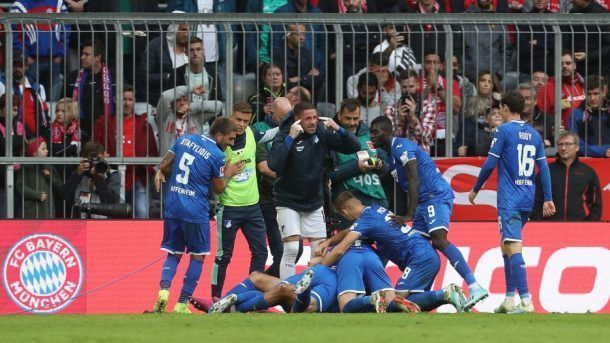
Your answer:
[253,97,294,277]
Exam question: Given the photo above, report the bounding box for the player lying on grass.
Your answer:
[318,191,467,313]
[191,261,338,313]
[323,233,420,313]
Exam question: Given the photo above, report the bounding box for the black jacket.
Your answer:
[531,157,602,221]
[268,114,360,212]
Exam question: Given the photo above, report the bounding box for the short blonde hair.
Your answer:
[56,98,80,121]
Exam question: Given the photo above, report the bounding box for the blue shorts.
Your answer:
[412,199,453,237]
[161,218,210,255]
[284,265,338,313]
[395,239,440,293]
[337,248,393,297]
[498,209,530,243]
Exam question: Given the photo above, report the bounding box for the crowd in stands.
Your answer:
[0,0,609,219]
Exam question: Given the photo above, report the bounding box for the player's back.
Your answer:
[165,134,225,222]
[351,204,425,269]
[389,137,453,202]
[491,121,545,211]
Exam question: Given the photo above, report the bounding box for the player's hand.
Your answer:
[574,52,586,61]
[390,215,411,226]
[315,240,329,257]
[468,190,478,204]
[224,159,245,179]
[542,200,556,217]
[289,119,303,138]
[320,117,340,131]
[457,145,468,157]
[154,169,166,192]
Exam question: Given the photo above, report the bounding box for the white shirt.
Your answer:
[197,0,218,63]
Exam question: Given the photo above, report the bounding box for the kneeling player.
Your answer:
[321,191,467,312]
[198,262,338,313]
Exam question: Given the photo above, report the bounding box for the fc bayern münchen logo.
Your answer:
[3,234,84,314]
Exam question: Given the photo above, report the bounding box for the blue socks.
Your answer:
[342,296,374,313]
[509,253,530,299]
[503,254,516,297]
[442,244,476,286]
[235,291,269,312]
[223,278,256,298]
[407,290,446,312]
[291,287,313,313]
[159,253,180,290]
[178,258,203,303]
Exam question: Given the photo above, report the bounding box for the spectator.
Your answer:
[65,39,115,141]
[137,20,189,107]
[16,137,62,218]
[273,23,326,97]
[517,0,554,78]
[168,36,224,126]
[243,0,288,72]
[157,86,201,155]
[419,50,462,156]
[11,0,70,102]
[462,70,500,120]
[356,73,384,126]
[442,54,476,102]
[531,70,549,92]
[455,101,502,157]
[248,62,287,123]
[458,0,514,83]
[50,97,80,157]
[568,75,610,157]
[537,50,584,127]
[253,97,295,277]
[372,24,417,75]
[388,69,422,139]
[347,52,400,110]
[518,83,556,151]
[531,131,602,220]
[94,85,158,218]
[166,0,235,100]
[0,94,25,217]
[1,56,50,139]
[268,101,360,278]
[408,0,448,60]
[286,85,312,106]
[329,98,388,230]
[568,0,610,77]
[61,141,120,218]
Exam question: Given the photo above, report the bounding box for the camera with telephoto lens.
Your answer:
[88,157,108,174]
[74,201,132,219]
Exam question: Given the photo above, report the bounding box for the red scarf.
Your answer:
[72,63,114,119]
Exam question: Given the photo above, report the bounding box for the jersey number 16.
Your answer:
[517,144,536,177]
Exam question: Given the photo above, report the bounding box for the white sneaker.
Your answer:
[208,294,237,314]
[507,299,534,314]
[494,298,516,313]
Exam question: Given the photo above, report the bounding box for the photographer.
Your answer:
[61,141,121,218]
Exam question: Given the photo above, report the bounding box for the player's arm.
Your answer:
[212,159,245,194]
[267,120,302,173]
[154,151,175,192]
[535,145,555,217]
[321,231,361,267]
[470,129,503,203]
[315,228,349,256]
[252,125,280,144]
[401,159,419,222]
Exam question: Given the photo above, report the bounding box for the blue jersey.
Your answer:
[488,121,547,211]
[164,134,225,223]
[388,137,454,202]
[349,204,426,270]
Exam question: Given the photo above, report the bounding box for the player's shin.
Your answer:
[223,278,256,297]
[279,241,299,279]
[509,253,530,300]
[235,291,269,312]
[406,290,445,312]
[178,256,204,303]
[442,243,477,286]
[342,296,374,313]
[159,253,181,289]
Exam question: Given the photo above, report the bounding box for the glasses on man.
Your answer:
[557,142,577,148]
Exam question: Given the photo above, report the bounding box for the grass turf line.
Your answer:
[1,313,608,342]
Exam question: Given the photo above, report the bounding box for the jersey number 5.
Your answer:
[517,144,536,177]
[176,152,195,185]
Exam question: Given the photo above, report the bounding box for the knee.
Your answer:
[249,271,263,282]
[431,235,449,250]
[283,240,300,256]
[190,254,204,262]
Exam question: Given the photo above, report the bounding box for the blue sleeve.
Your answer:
[487,127,506,159]
[473,155,499,193]
[395,142,416,166]
[578,137,610,157]
[536,158,552,202]
[211,151,226,178]
[268,130,292,173]
[168,137,180,154]
[349,218,368,237]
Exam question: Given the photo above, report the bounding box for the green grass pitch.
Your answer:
[1,313,609,342]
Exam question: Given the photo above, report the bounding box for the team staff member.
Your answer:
[532,131,602,221]
[268,101,360,278]
[211,102,278,299]
[329,98,388,230]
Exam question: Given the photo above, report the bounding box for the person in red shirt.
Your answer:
[536,50,585,128]
[94,85,158,218]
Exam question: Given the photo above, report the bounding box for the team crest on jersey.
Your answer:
[224,219,232,228]
[3,234,84,314]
